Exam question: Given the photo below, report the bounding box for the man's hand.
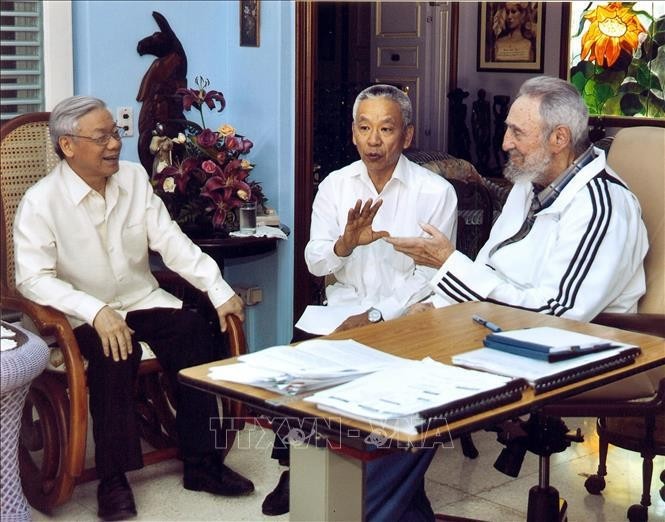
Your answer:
[333,311,372,332]
[384,223,455,268]
[405,302,434,316]
[334,198,389,257]
[215,294,245,332]
[92,306,135,362]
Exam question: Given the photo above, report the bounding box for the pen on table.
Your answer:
[472,315,502,333]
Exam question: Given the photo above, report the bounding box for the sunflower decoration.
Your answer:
[569,2,664,118]
[580,2,646,67]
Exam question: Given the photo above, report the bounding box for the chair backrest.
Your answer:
[1,112,59,300]
[606,126,665,314]
[414,154,493,259]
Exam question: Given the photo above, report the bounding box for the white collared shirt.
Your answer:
[305,155,458,319]
[14,160,234,328]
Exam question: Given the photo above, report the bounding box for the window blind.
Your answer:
[0,0,44,122]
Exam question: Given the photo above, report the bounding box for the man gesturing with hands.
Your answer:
[302,84,457,333]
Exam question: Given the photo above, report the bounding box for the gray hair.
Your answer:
[517,76,590,155]
[50,95,107,159]
[352,84,413,127]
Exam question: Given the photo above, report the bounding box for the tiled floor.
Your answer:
[31,418,664,522]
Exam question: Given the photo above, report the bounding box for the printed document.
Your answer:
[305,358,512,420]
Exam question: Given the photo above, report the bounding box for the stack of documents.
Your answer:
[453,328,641,394]
[304,358,527,435]
[207,339,405,395]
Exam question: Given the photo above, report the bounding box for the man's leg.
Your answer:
[75,324,143,477]
[364,448,437,521]
[74,324,142,521]
[127,308,254,496]
[262,327,317,515]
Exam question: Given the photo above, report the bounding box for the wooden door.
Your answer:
[370,2,453,150]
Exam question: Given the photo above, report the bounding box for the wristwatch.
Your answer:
[367,308,383,323]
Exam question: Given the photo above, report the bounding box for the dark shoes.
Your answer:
[262,469,290,516]
[183,454,255,496]
[97,473,137,521]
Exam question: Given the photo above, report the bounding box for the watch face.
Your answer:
[368,308,382,323]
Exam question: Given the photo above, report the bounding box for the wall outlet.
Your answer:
[234,286,263,306]
[117,106,134,137]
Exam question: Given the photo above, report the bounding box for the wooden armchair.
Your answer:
[1,112,247,512]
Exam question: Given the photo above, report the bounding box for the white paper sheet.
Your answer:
[208,339,408,395]
[237,339,404,378]
[294,304,366,335]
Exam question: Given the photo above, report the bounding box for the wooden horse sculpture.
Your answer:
[136,11,188,174]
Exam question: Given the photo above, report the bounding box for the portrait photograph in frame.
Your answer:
[559,1,665,125]
[240,0,260,47]
[477,2,545,72]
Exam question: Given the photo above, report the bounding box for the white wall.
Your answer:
[72,0,295,349]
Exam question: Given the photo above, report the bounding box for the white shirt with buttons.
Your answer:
[14,160,234,328]
[305,155,458,320]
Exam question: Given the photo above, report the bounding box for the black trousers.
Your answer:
[75,308,226,479]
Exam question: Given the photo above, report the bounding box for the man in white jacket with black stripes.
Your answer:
[387,75,661,401]
[387,75,647,322]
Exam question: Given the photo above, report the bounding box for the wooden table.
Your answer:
[180,302,665,520]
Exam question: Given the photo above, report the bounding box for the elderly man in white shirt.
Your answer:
[13,95,254,521]
[304,84,457,332]
[263,85,457,521]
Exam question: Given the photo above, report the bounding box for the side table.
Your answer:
[1,321,49,521]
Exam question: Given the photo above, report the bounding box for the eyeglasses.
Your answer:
[65,125,125,146]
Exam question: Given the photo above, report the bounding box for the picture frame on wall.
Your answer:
[477,2,545,72]
[240,0,260,47]
[559,1,665,126]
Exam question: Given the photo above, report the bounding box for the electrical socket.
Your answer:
[234,286,263,306]
[117,106,134,137]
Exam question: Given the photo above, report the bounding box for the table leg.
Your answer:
[290,442,364,521]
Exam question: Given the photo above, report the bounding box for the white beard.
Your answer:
[503,147,552,185]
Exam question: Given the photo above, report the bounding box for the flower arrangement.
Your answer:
[151,76,266,232]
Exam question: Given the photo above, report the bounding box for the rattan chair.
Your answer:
[1,112,247,512]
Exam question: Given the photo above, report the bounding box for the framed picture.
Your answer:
[477,2,545,72]
[240,0,260,47]
[559,2,665,125]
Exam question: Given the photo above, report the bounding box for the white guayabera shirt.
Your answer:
[305,154,458,320]
[14,160,234,328]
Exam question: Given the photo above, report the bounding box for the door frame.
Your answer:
[294,1,316,322]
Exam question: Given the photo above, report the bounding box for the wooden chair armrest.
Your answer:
[592,312,665,338]
[2,294,89,477]
[226,314,247,357]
